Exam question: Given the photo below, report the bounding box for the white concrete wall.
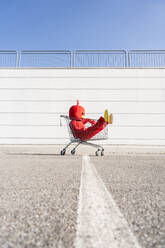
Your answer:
[0,68,165,145]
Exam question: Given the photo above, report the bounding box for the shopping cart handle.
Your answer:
[60,115,70,119]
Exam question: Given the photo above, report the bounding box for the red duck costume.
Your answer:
[69,100,107,140]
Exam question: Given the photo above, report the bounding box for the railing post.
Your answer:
[72,51,74,68]
[70,51,72,68]
[127,51,130,67]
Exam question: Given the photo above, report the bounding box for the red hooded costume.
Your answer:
[69,100,107,140]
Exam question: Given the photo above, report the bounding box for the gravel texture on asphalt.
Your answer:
[0,154,81,248]
[92,155,165,248]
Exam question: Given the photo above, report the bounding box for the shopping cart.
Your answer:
[60,115,109,156]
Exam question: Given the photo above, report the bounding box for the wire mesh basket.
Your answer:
[60,115,108,141]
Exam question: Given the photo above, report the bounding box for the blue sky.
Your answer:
[0,0,165,51]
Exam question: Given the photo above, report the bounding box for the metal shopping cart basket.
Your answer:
[60,115,108,156]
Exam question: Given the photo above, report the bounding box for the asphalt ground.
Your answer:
[92,155,165,248]
[0,153,81,248]
[0,145,165,248]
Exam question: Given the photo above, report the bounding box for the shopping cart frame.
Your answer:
[60,115,109,156]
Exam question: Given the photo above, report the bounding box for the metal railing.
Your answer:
[73,50,127,67]
[0,50,18,67]
[19,50,72,68]
[1,50,165,68]
[128,50,165,67]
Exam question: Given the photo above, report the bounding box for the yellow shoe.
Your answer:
[104,109,108,122]
[108,114,112,124]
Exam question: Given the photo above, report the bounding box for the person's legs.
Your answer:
[80,117,107,140]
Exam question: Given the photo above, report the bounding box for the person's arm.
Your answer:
[82,118,96,125]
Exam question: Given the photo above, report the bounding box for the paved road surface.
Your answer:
[0,146,165,248]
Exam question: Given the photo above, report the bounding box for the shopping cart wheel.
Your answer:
[71,149,75,155]
[61,149,66,155]
[101,151,104,156]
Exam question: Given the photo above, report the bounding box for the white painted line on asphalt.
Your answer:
[74,155,141,248]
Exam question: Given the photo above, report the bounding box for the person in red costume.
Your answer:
[69,100,109,140]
